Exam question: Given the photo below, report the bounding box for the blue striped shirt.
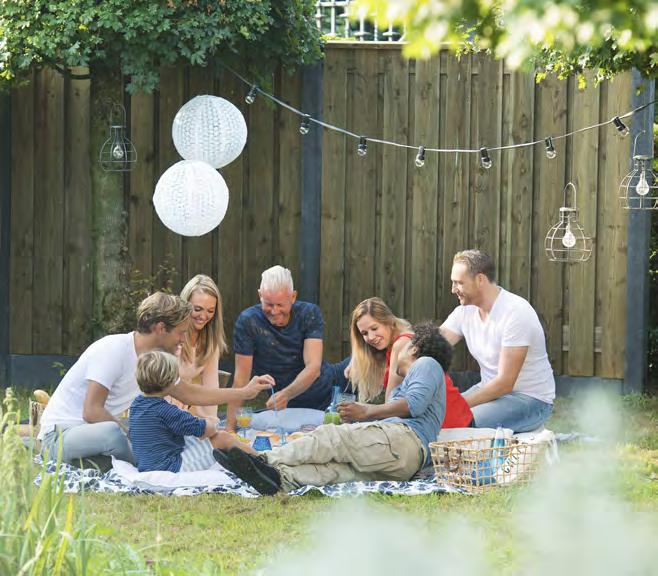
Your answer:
[129,395,206,472]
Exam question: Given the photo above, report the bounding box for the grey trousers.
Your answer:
[265,422,425,491]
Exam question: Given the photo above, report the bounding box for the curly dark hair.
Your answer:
[410,322,453,372]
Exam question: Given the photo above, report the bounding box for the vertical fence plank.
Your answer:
[276,69,302,280]
[408,57,440,322]
[9,75,35,354]
[183,66,215,281]
[567,73,599,376]
[595,74,631,378]
[243,80,275,299]
[320,47,349,361]
[344,48,379,333]
[532,74,568,373]
[63,70,93,355]
[128,91,156,280]
[469,55,503,266]
[215,71,246,351]
[504,70,535,299]
[154,67,184,291]
[33,69,64,353]
[378,50,409,317]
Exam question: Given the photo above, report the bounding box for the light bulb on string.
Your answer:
[480,147,492,169]
[545,137,557,159]
[415,146,426,168]
[357,136,368,157]
[299,114,311,135]
[562,222,577,248]
[612,116,629,137]
[245,85,258,105]
[636,170,650,196]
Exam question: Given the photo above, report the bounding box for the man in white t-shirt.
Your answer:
[440,250,555,432]
[39,292,272,468]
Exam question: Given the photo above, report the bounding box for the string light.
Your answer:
[221,64,655,165]
[299,114,311,135]
[612,116,629,137]
[357,136,368,157]
[245,85,258,105]
[415,146,426,167]
[480,147,492,169]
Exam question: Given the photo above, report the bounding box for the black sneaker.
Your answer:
[226,447,282,496]
[212,448,232,471]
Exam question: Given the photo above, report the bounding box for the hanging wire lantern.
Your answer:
[544,182,593,263]
[99,102,137,172]
[619,130,657,210]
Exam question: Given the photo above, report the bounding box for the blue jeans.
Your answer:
[41,421,135,465]
[463,384,553,432]
[287,358,351,410]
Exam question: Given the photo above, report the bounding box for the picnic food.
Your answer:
[33,390,50,405]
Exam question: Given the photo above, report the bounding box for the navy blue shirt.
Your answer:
[129,395,206,472]
[233,301,333,409]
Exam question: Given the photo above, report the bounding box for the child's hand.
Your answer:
[204,416,220,429]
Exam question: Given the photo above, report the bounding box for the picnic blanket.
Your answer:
[34,457,460,497]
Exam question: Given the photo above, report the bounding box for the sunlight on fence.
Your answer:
[315,0,404,41]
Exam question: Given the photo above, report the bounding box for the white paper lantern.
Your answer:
[172,95,247,169]
[153,160,229,236]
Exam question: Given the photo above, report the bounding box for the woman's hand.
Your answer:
[241,374,275,400]
[337,401,371,423]
[343,362,352,379]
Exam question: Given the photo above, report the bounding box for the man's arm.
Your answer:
[266,338,322,410]
[464,346,528,408]
[168,372,272,407]
[338,398,410,422]
[384,337,410,401]
[439,325,462,346]
[82,381,126,431]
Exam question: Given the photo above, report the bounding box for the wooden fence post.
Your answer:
[90,70,128,338]
[299,62,323,304]
[624,70,654,394]
[0,93,10,386]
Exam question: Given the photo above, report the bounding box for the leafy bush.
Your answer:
[0,0,322,92]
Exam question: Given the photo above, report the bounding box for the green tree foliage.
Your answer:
[0,0,322,92]
[355,0,658,81]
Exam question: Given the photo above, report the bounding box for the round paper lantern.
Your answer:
[172,95,247,168]
[153,160,229,236]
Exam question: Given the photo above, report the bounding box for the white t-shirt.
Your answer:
[442,288,555,404]
[38,333,139,439]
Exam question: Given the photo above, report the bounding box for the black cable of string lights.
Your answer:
[221,63,656,166]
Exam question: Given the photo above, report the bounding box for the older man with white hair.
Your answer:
[228,265,343,427]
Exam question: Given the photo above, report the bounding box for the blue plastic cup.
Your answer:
[253,435,272,451]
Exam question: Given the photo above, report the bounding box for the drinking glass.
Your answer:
[236,407,253,438]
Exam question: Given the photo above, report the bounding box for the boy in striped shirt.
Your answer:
[129,351,270,472]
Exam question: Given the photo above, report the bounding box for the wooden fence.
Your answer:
[8,44,632,378]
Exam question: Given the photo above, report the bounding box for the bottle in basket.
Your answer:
[472,425,506,485]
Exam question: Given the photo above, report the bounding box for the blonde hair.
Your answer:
[260,265,294,293]
[136,351,178,394]
[136,292,192,334]
[349,297,410,402]
[180,274,227,366]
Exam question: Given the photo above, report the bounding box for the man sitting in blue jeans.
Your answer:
[214,323,450,495]
[440,249,554,432]
[227,265,347,430]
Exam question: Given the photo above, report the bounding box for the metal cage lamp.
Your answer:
[544,182,593,263]
[99,103,137,172]
[619,131,657,210]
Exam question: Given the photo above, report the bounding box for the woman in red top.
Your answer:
[346,297,473,428]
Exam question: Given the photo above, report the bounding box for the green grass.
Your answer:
[4,389,657,574]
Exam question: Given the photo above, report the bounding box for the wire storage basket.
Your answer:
[429,436,548,494]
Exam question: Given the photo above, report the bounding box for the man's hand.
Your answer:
[266,389,289,411]
[338,401,371,423]
[241,374,275,400]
